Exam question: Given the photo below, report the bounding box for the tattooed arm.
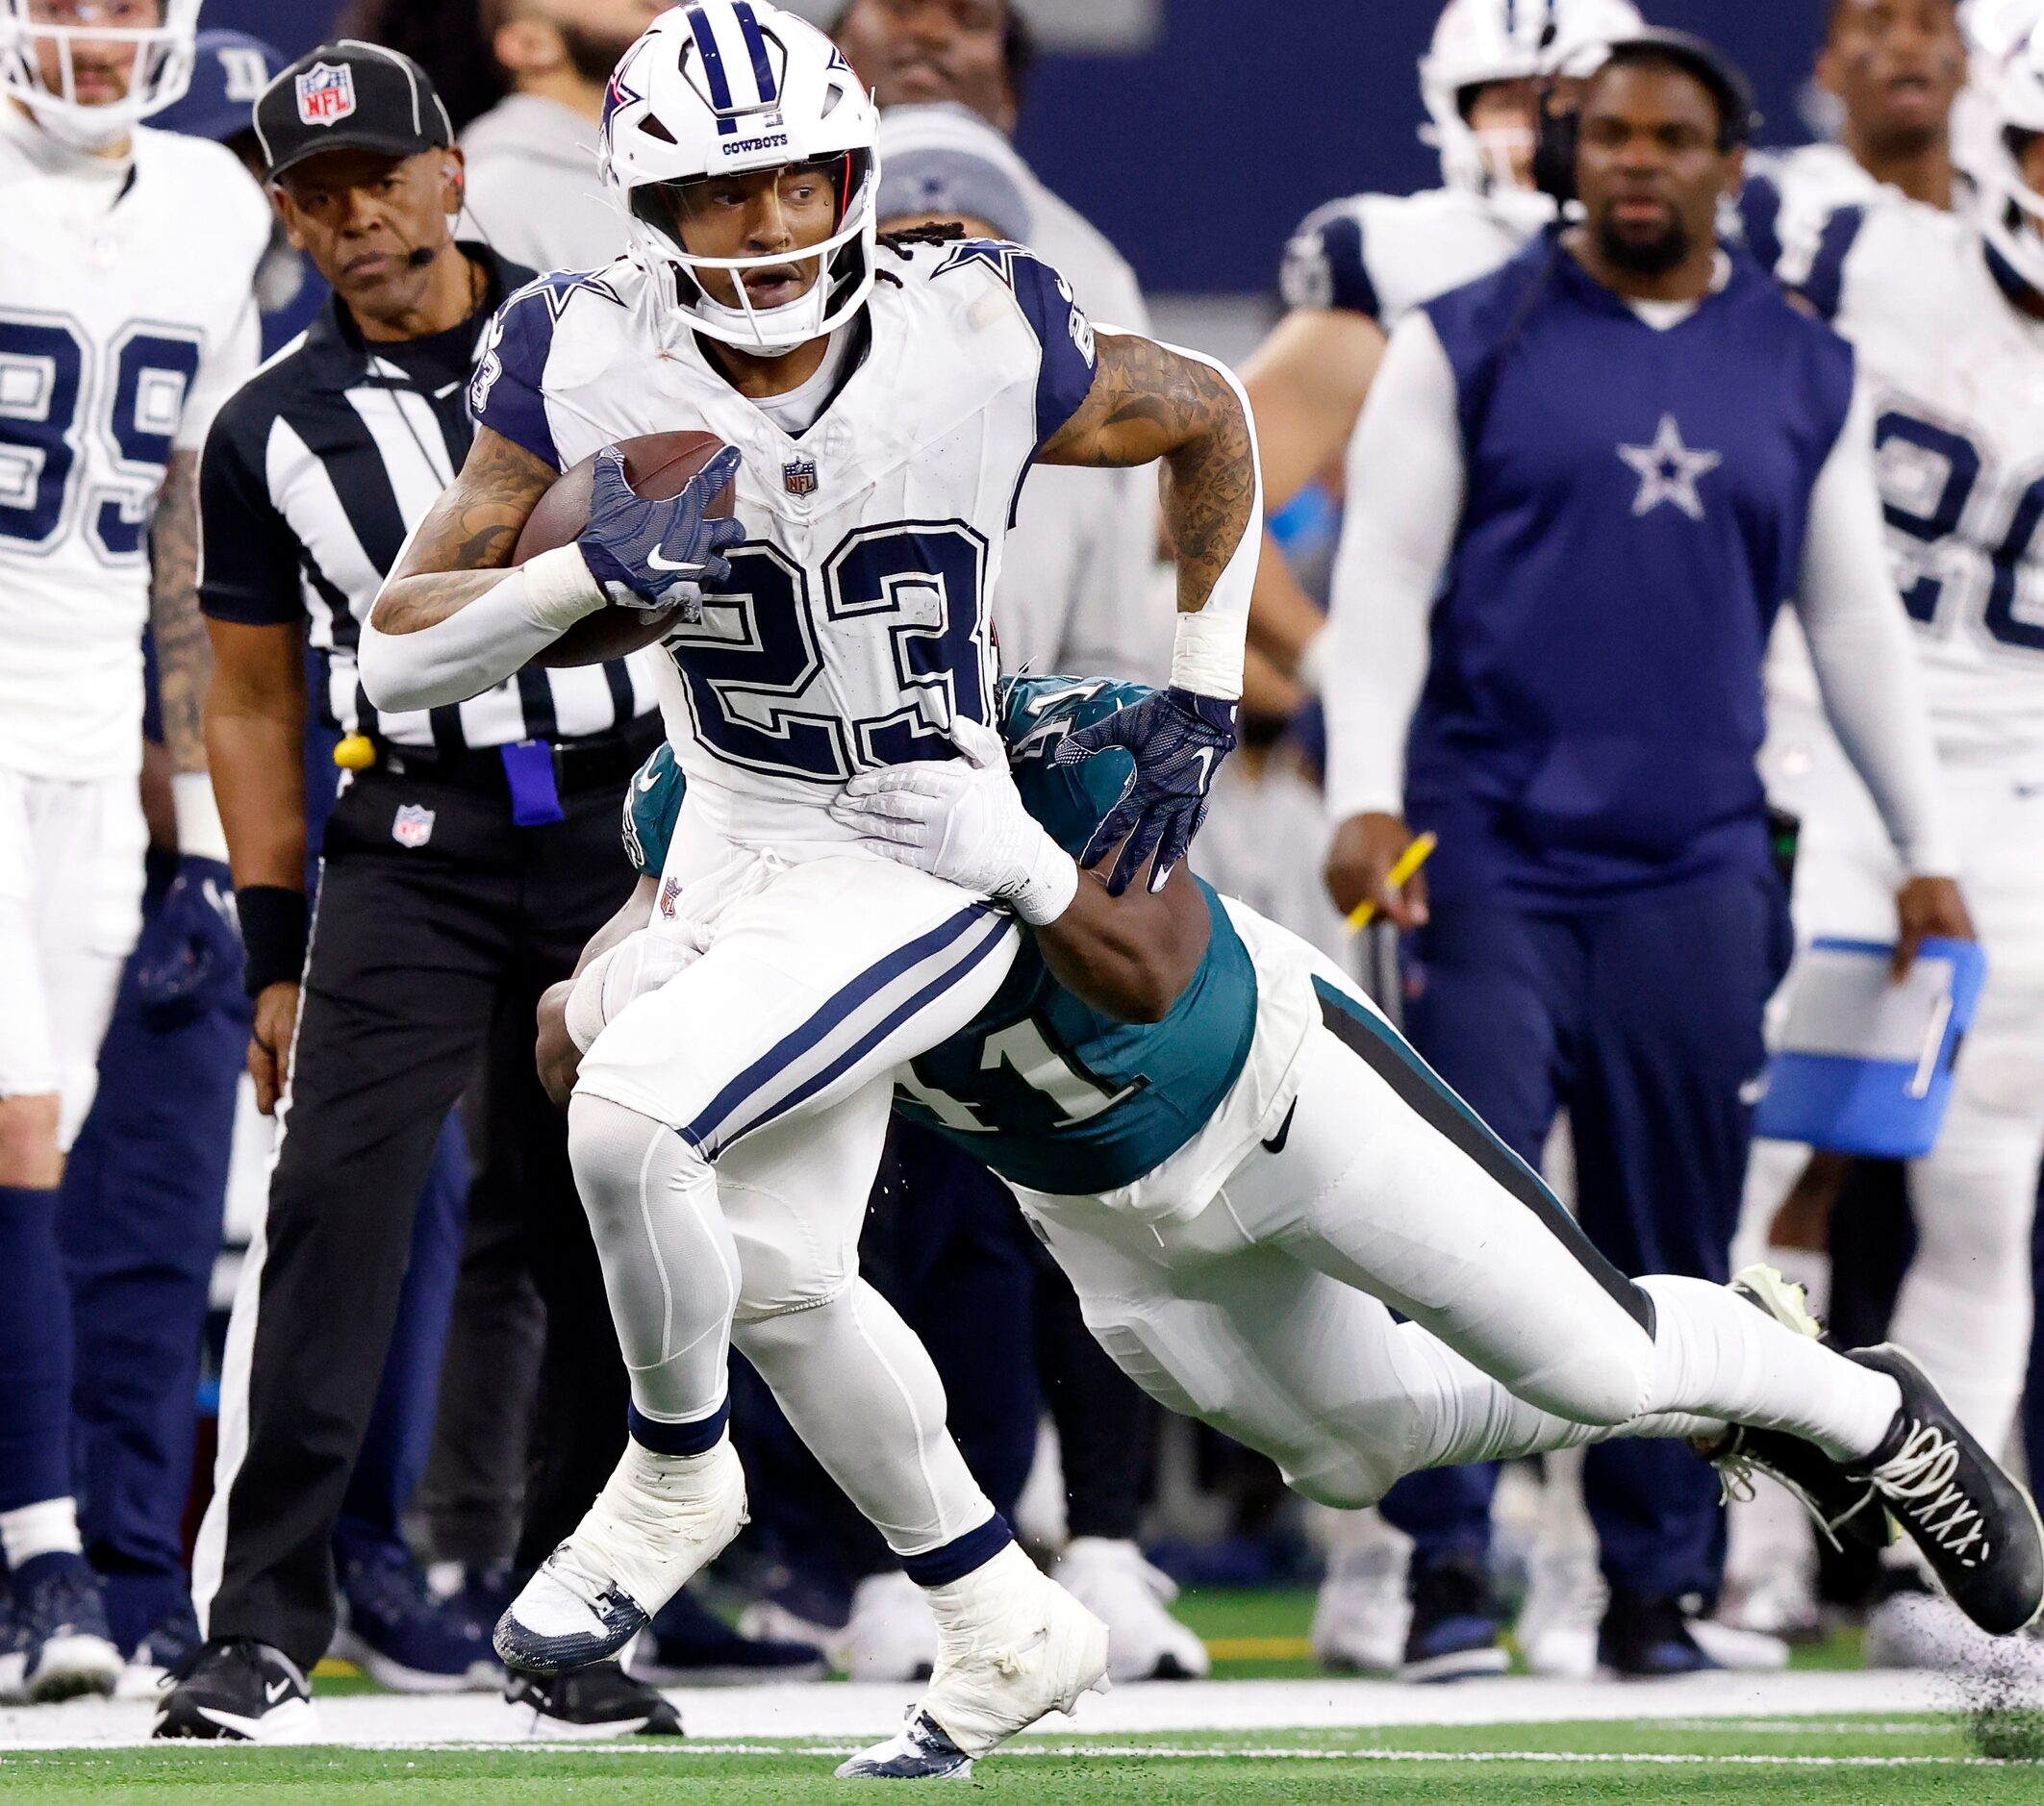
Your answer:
[1033,334,1263,892]
[358,426,597,712]
[151,450,210,776]
[1039,333,1263,674]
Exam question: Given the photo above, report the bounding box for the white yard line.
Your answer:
[0,1668,1962,1752]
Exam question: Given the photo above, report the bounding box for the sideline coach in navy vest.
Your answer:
[1321,31,1974,1676]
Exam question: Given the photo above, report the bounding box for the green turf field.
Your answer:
[5,1717,2041,1802]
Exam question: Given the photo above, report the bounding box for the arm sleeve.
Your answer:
[196,413,306,627]
[1321,313,1464,821]
[1793,377,1957,876]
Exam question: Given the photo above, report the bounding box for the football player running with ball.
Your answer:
[357,0,1259,1771]
[554,675,2044,1778]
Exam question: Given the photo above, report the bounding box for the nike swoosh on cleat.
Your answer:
[193,1706,265,1740]
[1261,1098,1299,1155]
[643,546,700,573]
[265,1677,292,1703]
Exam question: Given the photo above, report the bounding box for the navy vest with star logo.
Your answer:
[1409,232,1855,904]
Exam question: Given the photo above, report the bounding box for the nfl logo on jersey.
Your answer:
[295,62,357,127]
[782,458,819,497]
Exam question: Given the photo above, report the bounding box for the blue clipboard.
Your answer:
[1752,936,1986,1160]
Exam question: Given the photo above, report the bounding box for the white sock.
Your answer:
[1637,1275,1901,1463]
[1,1496,83,1568]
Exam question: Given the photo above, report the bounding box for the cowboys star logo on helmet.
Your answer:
[597,0,880,352]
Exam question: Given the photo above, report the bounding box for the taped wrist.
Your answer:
[1005,836,1080,927]
[516,543,607,633]
[563,947,616,1053]
[239,885,309,995]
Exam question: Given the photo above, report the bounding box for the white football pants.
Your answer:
[569,821,1019,1560]
[1022,995,1903,1511]
[0,767,145,1148]
[1743,696,2044,1456]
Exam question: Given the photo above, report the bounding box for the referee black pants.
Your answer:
[198,759,639,1671]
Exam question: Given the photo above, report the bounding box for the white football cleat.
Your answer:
[1051,1539,1208,1682]
[836,1543,1109,1779]
[1310,1537,1409,1674]
[1687,1616,1789,1671]
[495,1432,746,1674]
[844,1571,940,1683]
[1515,1546,1605,1682]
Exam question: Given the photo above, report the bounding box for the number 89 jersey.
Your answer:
[1789,200,2044,761]
[473,237,1099,843]
[0,112,268,780]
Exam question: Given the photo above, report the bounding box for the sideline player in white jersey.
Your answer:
[1745,15,2044,1675]
[1740,0,1971,280]
[0,0,265,1702]
[1240,0,1640,690]
[554,673,2044,1782]
[355,0,1261,1768]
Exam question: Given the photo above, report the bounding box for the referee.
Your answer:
[160,45,668,1741]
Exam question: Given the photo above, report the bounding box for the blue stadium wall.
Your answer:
[214,0,1830,298]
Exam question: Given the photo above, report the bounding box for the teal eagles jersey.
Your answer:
[620,676,1260,1194]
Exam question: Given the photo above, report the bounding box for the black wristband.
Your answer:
[238,885,310,996]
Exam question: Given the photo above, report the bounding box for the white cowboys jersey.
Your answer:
[1279,185,1556,330]
[0,107,267,779]
[1777,199,2044,761]
[472,237,1099,843]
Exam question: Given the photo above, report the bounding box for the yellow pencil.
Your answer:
[1344,830,1438,935]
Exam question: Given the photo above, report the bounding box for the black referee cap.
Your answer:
[253,39,454,181]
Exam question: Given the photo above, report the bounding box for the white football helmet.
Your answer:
[599,0,880,355]
[1421,0,1644,189]
[0,0,199,150]
[1974,4,2044,294]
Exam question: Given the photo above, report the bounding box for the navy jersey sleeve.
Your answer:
[1278,200,1380,318]
[196,405,306,627]
[467,277,566,470]
[1737,171,1785,276]
[1797,206,1867,322]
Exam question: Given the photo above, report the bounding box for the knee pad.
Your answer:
[1282,1447,1399,1513]
[723,1174,860,1322]
[567,1094,694,1203]
[1508,1338,1655,1430]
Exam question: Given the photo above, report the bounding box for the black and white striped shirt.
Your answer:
[197,244,656,752]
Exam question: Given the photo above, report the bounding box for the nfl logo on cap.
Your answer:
[295,60,356,127]
[782,458,818,497]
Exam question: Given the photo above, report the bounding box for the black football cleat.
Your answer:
[1848,1344,2044,1637]
[503,1660,682,1738]
[836,1709,974,1780]
[1699,1267,1893,1552]
[152,1637,318,1742]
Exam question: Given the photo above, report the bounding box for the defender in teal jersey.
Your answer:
[547,676,2044,1743]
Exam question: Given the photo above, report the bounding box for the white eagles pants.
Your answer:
[1019,964,1899,1510]
[1742,696,2044,1457]
[0,767,146,1149]
[570,811,1019,1559]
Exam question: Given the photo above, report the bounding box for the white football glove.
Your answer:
[563,925,704,1053]
[828,715,1080,925]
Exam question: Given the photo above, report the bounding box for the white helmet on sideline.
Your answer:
[1974,5,2044,293]
[1421,0,1644,189]
[598,0,880,355]
[0,0,200,151]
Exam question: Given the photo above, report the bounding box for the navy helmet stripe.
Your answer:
[686,4,739,135]
[730,1,778,104]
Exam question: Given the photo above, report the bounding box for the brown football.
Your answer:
[517,430,737,668]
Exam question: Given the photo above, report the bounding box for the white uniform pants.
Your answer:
[0,767,145,1148]
[1023,978,1899,1509]
[569,816,1019,1557]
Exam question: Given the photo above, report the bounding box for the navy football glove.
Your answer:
[135,856,244,1030]
[1054,686,1238,895]
[577,444,745,617]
